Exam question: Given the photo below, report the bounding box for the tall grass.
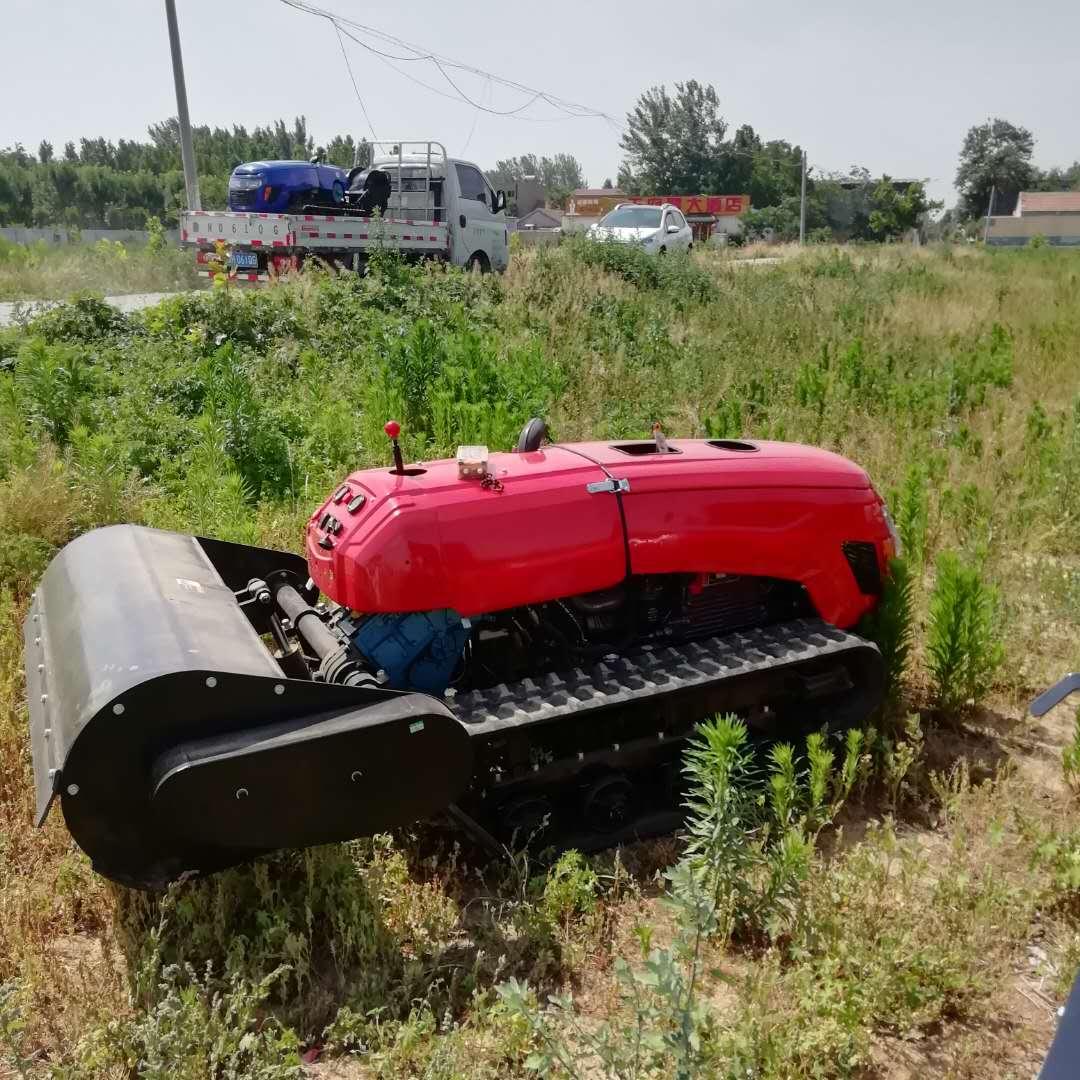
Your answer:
[0,235,200,301]
[2,243,1080,1076]
[926,551,1004,714]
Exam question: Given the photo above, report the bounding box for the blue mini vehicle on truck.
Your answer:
[227,159,348,213]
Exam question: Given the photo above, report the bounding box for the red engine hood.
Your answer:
[569,439,872,488]
[306,439,885,626]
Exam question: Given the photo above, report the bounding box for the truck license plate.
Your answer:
[231,251,259,269]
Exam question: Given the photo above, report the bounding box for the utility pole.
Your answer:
[982,184,996,244]
[164,0,201,211]
[799,149,807,246]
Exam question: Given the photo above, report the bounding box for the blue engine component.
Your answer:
[227,160,348,213]
[350,610,471,695]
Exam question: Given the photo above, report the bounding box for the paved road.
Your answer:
[0,291,181,328]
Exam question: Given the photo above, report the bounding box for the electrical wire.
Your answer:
[337,19,552,119]
[282,0,822,174]
[430,58,547,118]
[460,78,487,155]
[333,22,378,143]
[337,23,609,125]
[460,107,480,155]
[367,46,595,124]
[279,0,621,125]
[336,23,596,121]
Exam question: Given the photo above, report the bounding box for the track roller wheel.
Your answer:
[582,773,634,833]
[503,794,554,842]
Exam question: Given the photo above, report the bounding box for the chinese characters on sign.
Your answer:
[627,195,749,215]
[568,193,750,218]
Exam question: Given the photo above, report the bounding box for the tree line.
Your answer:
[616,80,936,241]
[485,154,586,210]
[0,117,363,229]
[0,117,592,230]
[615,83,1078,240]
[2,92,1074,237]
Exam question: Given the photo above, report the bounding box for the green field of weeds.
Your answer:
[0,233,201,301]
[2,241,1080,1077]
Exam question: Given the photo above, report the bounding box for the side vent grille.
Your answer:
[685,577,769,638]
[842,541,882,595]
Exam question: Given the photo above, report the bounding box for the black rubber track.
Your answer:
[447,619,883,852]
[450,618,880,733]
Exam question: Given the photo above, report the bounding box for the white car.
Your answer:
[587,203,694,253]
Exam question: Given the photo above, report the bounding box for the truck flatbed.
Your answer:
[180,209,451,281]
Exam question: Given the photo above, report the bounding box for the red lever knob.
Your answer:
[384,420,401,439]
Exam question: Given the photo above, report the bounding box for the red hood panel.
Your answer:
[570,439,871,488]
[307,440,885,622]
[307,447,627,616]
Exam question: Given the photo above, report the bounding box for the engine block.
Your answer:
[344,609,470,693]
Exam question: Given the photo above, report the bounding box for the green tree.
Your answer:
[813,168,867,238]
[617,82,803,204]
[618,80,730,193]
[485,153,585,207]
[955,118,1036,219]
[1034,161,1080,191]
[0,162,34,224]
[741,195,826,242]
[747,140,803,207]
[321,134,357,169]
[868,178,940,240]
[2,144,33,168]
[741,200,802,242]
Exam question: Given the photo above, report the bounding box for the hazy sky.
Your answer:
[3,0,1078,206]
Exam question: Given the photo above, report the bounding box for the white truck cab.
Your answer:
[375,145,509,271]
[180,141,510,281]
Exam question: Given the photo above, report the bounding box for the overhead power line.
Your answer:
[280,0,819,177]
[279,0,622,126]
[333,22,378,143]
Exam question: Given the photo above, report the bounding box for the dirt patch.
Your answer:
[305,1057,370,1078]
[872,973,1055,1080]
[45,932,104,972]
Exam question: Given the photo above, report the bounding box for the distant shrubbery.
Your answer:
[566,234,716,303]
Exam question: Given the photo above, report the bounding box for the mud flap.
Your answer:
[23,525,472,888]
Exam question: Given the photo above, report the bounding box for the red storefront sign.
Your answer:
[627,194,748,215]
